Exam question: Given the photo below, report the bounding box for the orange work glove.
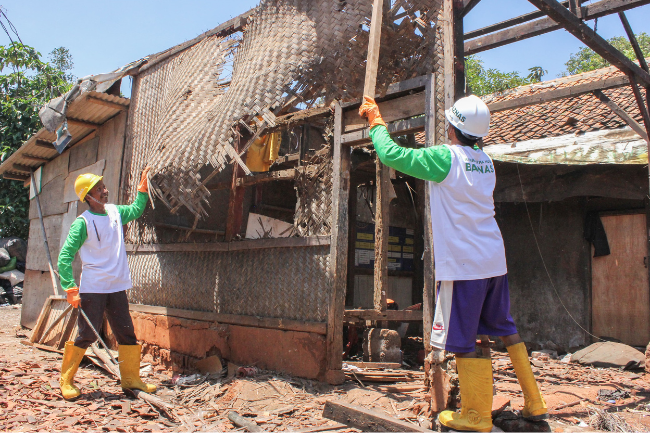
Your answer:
[66,287,81,308]
[137,166,151,193]
[359,96,387,128]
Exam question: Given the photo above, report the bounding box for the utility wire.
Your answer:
[0,8,22,44]
[516,163,604,342]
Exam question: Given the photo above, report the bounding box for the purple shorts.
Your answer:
[430,274,517,353]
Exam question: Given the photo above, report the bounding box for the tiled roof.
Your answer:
[416,65,647,146]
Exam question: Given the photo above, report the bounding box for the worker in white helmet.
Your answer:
[360,95,547,432]
[57,167,155,400]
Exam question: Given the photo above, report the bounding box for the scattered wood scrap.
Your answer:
[343,368,424,383]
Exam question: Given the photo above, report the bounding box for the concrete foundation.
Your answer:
[130,311,328,381]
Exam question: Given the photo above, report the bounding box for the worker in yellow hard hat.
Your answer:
[57,167,155,400]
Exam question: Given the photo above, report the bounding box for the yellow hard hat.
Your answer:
[74,173,103,202]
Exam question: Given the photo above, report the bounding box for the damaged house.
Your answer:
[1,0,649,389]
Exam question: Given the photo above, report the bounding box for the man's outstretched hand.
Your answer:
[138,166,151,193]
[66,287,81,308]
[359,96,387,128]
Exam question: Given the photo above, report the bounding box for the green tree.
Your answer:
[49,46,75,82]
[465,55,547,96]
[0,42,73,238]
[564,33,650,75]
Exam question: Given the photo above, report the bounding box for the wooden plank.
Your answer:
[344,92,425,132]
[28,176,67,219]
[466,0,650,56]
[3,173,29,182]
[13,164,34,173]
[67,118,100,130]
[225,131,245,242]
[363,0,385,98]
[326,102,351,383]
[128,304,327,335]
[619,12,649,73]
[341,117,426,146]
[68,136,99,172]
[124,235,331,253]
[592,214,650,346]
[41,151,69,186]
[59,202,78,250]
[629,76,650,140]
[344,361,402,369]
[443,0,455,115]
[374,159,390,312]
[453,0,466,99]
[322,401,431,432]
[29,296,61,343]
[344,309,424,322]
[38,304,73,344]
[63,159,105,203]
[238,168,297,187]
[97,111,128,202]
[527,0,650,87]
[34,139,54,149]
[22,154,52,163]
[26,214,64,272]
[487,75,630,113]
[592,90,649,141]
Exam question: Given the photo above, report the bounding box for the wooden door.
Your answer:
[592,213,650,346]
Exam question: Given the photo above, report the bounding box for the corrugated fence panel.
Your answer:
[127,246,330,323]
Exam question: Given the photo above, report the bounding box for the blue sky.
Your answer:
[2,0,649,96]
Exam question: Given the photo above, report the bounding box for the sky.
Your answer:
[1,0,649,96]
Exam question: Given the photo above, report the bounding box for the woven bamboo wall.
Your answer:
[127,246,331,322]
[122,0,444,221]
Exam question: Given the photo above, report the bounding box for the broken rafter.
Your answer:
[592,90,649,142]
[527,0,650,87]
[461,0,482,17]
[618,12,649,73]
[465,0,650,56]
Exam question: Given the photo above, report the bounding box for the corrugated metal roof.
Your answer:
[0,91,130,182]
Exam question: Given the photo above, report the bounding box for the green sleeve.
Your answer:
[116,191,149,224]
[369,125,452,183]
[58,217,88,291]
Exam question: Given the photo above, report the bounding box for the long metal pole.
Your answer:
[78,307,121,369]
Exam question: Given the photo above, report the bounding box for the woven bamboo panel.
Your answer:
[123,0,444,220]
[127,246,331,322]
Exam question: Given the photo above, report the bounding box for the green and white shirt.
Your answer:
[58,192,148,293]
[370,125,507,281]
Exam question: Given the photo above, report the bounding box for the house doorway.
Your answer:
[591,213,650,346]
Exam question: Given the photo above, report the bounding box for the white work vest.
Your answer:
[429,144,507,281]
[78,204,132,293]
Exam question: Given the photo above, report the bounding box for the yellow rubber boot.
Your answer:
[438,358,493,432]
[507,342,548,420]
[59,341,86,400]
[118,344,157,394]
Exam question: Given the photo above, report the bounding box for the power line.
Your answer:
[0,7,23,44]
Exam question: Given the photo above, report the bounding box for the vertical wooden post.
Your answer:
[453,0,466,99]
[346,177,358,307]
[225,128,246,241]
[422,73,436,352]
[444,0,465,116]
[31,171,61,296]
[326,102,351,385]
[374,160,390,312]
[363,0,385,98]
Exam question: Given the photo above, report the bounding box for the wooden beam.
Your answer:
[443,0,456,113]
[322,401,431,432]
[12,164,33,173]
[363,0,385,98]
[326,102,350,385]
[344,92,426,132]
[374,158,390,312]
[21,154,52,163]
[464,1,570,40]
[225,129,245,241]
[628,76,650,143]
[125,235,331,253]
[462,0,482,17]
[129,304,327,335]
[238,168,297,187]
[153,222,225,235]
[66,118,100,130]
[344,309,424,322]
[466,0,650,56]
[454,0,466,99]
[86,95,129,111]
[341,116,426,146]
[3,173,29,182]
[527,0,650,87]
[592,90,649,141]
[487,74,630,112]
[618,12,649,73]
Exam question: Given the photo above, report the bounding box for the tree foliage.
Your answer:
[465,55,547,96]
[564,33,650,75]
[0,42,73,238]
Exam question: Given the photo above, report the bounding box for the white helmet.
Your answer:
[445,94,491,138]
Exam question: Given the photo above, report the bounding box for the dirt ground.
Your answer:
[2,304,650,432]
